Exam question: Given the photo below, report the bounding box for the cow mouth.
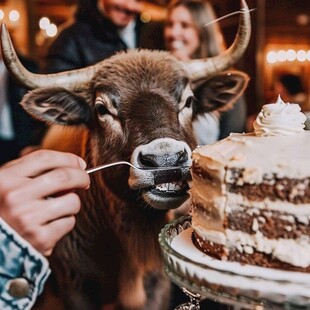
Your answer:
[142,180,190,210]
[128,158,191,209]
[150,180,189,197]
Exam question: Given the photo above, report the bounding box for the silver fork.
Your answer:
[86,161,190,174]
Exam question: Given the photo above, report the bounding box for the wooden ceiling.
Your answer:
[265,0,310,45]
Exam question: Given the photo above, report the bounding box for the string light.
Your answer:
[8,10,20,22]
[38,16,58,38]
[267,49,310,63]
[45,23,57,37]
[286,49,296,62]
[296,50,307,62]
[39,17,50,30]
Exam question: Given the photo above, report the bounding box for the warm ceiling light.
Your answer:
[39,17,50,30]
[296,14,309,26]
[266,51,277,64]
[0,9,4,21]
[286,49,297,61]
[277,50,286,62]
[267,48,310,63]
[9,10,20,22]
[46,23,57,37]
[296,50,307,62]
[141,11,152,23]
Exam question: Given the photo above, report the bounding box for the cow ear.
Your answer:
[193,70,249,115]
[20,88,91,125]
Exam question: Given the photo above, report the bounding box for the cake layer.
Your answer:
[227,173,310,204]
[192,198,310,268]
[192,217,310,269]
[192,231,310,272]
[193,202,310,239]
[227,205,310,239]
[192,159,310,204]
[191,188,310,244]
[192,131,310,181]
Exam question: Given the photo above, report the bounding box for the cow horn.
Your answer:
[185,0,251,82]
[0,23,99,90]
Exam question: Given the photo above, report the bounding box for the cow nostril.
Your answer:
[177,150,188,165]
[138,150,189,168]
[138,153,158,168]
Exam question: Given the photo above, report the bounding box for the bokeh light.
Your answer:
[39,17,50,30]
[9,10,20,22]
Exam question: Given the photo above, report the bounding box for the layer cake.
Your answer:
[191,96,310,272]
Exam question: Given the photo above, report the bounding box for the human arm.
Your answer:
[0,150,90,309]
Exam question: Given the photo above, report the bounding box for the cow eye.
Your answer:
[95,103,109,116]
[185,96,197,108]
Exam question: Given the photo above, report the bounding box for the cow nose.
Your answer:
[138,150,188,168]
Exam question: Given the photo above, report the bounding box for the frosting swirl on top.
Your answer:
[253,95,306,137]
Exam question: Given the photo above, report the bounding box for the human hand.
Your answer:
[0,150,90,256]
[19,145,41,157]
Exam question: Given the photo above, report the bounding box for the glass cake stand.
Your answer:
[159,215,310,310]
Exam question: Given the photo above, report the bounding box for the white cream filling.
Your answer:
[193,224,226,245]
[227,193,310,218]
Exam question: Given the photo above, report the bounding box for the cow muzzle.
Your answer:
[128,138,192,210]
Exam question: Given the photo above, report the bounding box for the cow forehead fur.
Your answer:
[90,49,189,102]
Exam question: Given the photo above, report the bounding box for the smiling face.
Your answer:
[164,5,200,61]
[100,0,141,28]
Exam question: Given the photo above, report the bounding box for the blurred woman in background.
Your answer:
[164,0,247,145]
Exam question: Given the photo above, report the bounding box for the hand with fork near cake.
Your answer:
[0,149,90,310]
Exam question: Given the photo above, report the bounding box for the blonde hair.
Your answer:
[167,0,226,59]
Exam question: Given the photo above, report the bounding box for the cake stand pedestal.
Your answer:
[174,288,202,310]
[159,215,310,310]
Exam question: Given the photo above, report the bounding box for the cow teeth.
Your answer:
[155,181,183,192]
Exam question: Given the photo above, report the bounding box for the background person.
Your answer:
[274,73,307,108]
[0,150,90,310]
[249,72,310,132]
[275,73,310,130]
[43,0,144,73]
[164,0,247,145]
[0,52,44,165]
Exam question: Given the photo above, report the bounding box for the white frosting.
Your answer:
[193,131,310,180]
[253,95,306,137]
[193,225,227,245]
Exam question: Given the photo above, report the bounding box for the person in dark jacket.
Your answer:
[0,54,44,165]
[43,0,147,73]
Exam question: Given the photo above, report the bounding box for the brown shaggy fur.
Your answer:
[19,50,248,310]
